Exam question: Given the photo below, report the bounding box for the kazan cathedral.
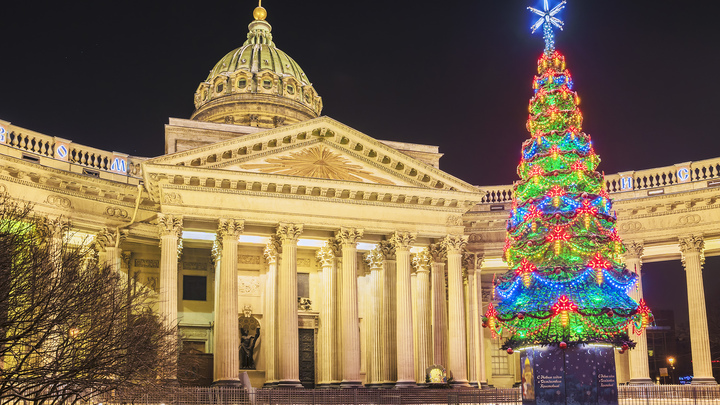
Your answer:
[0,4,717,389]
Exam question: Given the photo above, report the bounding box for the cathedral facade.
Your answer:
[0,5,717,388]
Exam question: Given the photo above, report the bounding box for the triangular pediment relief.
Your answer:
[223,142,411,186]
[145,117,480,193]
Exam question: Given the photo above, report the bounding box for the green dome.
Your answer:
[206,20,312,87]
[191,17,322,128]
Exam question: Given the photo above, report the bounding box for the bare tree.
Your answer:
[0,196,177,404]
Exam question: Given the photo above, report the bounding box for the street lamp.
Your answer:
[667,357,676,385]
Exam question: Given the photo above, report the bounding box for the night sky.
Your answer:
[2,1,719,337]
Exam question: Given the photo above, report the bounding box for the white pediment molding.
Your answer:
[145,117,480,193]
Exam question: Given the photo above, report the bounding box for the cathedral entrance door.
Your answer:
[298,328,315,388]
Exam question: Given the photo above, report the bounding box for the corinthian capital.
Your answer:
[335,227,364,246]
[378,240,396,260]
[277,223,303,242]
[364,247,384,271]
[428,242,446,262]
[218,218,245,239]
[94,228,128,252]
[391,231,416,251]
[264,235,280,264]
[157,214,183,238]
[412,249,432,273]
[623,241,644,260]
[442,234,468,254]
[679,234,705,270]
[679,235,704,255]
[316,242,336,267]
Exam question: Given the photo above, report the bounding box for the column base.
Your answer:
[393,380,417,389]
[277,380,303,388]
[263,381,279,388]
[381,382,396,389]
[628,378,654,385]
[212,379,243,387]
[450,380,470,388]
[340,380,363,388]
[365,383,385,388]
[315,383,337,388]
[468,382,479,388]
[479,381,489,389]
[691,377,718,385]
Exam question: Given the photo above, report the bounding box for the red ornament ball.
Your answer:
[619,349,626,354]
[517,313,525,320]
[607,309,614,317]
[482,322,487,328]
[507,348,514,354]
[622,344,629,351]
[559,341,567,349]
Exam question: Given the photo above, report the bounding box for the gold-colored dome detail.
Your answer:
[253,0,267,21]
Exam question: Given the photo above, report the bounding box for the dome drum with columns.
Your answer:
[191,9,322,128]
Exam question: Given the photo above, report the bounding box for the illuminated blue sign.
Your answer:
[620,177,633,190]
[111,157,127,173]
[677,167,690,182]
[0,126,6,143]
[56,145,68,159]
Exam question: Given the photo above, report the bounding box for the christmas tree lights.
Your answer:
[483,2,652,350]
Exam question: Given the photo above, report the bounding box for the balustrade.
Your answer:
[1,122,145,178]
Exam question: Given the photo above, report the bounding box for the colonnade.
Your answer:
[624,235,716,385]
[133,217,716,387]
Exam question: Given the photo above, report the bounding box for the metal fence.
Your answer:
[93,385,720,405]
[619,384,720,404]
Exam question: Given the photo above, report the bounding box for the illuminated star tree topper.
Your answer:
[528,0,567,54]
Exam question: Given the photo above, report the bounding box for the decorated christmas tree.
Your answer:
[483,0,652,352]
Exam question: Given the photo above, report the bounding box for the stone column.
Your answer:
[317,242,338,387]
[429,243,448,368]
[214,219,244,385]
[679,235,716,385]
[46,217,69,272]
[412,249,432,385]
[276,223,303,387]
[392,231,417,388]
[624,241,652,385]
[336,228,364,387]
[443,235,469,386]
[157,213,182,380]
[464,253,478,387]
[379,240,397,388]
[475,256,488,387]
[95,227,128,274]
[263,237,280,386]
[364,248,384,387]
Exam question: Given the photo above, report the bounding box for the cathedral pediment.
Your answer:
[146,117,479,193]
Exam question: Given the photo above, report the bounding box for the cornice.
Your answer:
[157,183,474,213]
[0,173,157,211]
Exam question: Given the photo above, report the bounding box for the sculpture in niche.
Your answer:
[240,327,260,369]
